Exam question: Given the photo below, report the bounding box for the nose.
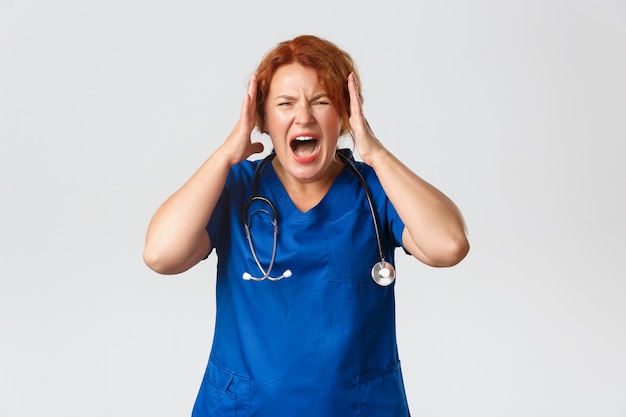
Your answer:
[294,103,314,125]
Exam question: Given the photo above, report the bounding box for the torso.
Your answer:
[194,156,410,416]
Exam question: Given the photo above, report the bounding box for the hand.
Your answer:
[220,74,265,165]
[347,72,384,166]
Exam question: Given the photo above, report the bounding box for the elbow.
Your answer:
[439,235,470,267]
[426,234,470,268]
[143,244,182,275]
[143,246,167,274]
[447,235,470,266]
[143,232,210,275]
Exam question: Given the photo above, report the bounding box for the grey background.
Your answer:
[1,0,625,416]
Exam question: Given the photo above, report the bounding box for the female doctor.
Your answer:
[144,35,469,416]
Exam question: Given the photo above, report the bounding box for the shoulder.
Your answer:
[337,149,378,183]
[350,159,381,187]
[226,159,259,185]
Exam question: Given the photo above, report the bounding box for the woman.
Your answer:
[144,35,469,416]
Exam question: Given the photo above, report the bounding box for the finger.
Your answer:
[247,73,258,102]
[239,75,258,127]
[348,73,369,137]
[348,72,362,119]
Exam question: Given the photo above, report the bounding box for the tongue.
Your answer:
[292,140,317,157]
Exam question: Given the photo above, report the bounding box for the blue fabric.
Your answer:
[195,154,410,416]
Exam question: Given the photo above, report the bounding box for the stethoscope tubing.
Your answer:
[243,198,277,279]
[335,151,388,266]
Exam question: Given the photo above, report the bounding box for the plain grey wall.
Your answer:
[1,0,625,416]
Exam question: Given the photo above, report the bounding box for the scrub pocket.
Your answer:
[357,361,410,417]
[192,358,250,417]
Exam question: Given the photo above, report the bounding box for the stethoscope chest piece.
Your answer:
[371,261,396,286]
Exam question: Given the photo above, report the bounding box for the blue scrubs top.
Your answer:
[193,152,410,416]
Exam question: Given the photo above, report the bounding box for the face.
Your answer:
[264,63,343,183]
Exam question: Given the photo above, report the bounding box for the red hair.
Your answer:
[255,35,362,135]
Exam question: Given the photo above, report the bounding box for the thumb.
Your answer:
[249,141,265,156]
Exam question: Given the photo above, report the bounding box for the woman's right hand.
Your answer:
[219,74,265,165]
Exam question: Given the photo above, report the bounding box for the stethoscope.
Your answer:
[241,149,396,286]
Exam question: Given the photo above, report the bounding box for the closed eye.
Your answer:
[311,93,331,105]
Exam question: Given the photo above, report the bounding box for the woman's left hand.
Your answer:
[347,72,384,166]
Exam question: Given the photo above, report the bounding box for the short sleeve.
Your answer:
[355,160,409,256]
[204,177,231,256]
[386,197,410,255]
[203,161,256,258]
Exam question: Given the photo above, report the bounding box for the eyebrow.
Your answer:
[272,93,330,101]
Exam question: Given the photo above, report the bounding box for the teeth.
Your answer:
[295,136,315,141]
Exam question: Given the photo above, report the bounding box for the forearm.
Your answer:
[368,147,469,267]
[143,147,232,274]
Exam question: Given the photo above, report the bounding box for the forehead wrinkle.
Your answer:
[268,64,330,103]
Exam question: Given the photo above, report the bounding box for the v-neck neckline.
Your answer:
[264,160,350,218]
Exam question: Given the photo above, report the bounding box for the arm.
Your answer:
[347,73,469,267]
[143,75,264,274]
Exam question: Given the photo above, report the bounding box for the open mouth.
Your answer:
[290,136,319,159]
